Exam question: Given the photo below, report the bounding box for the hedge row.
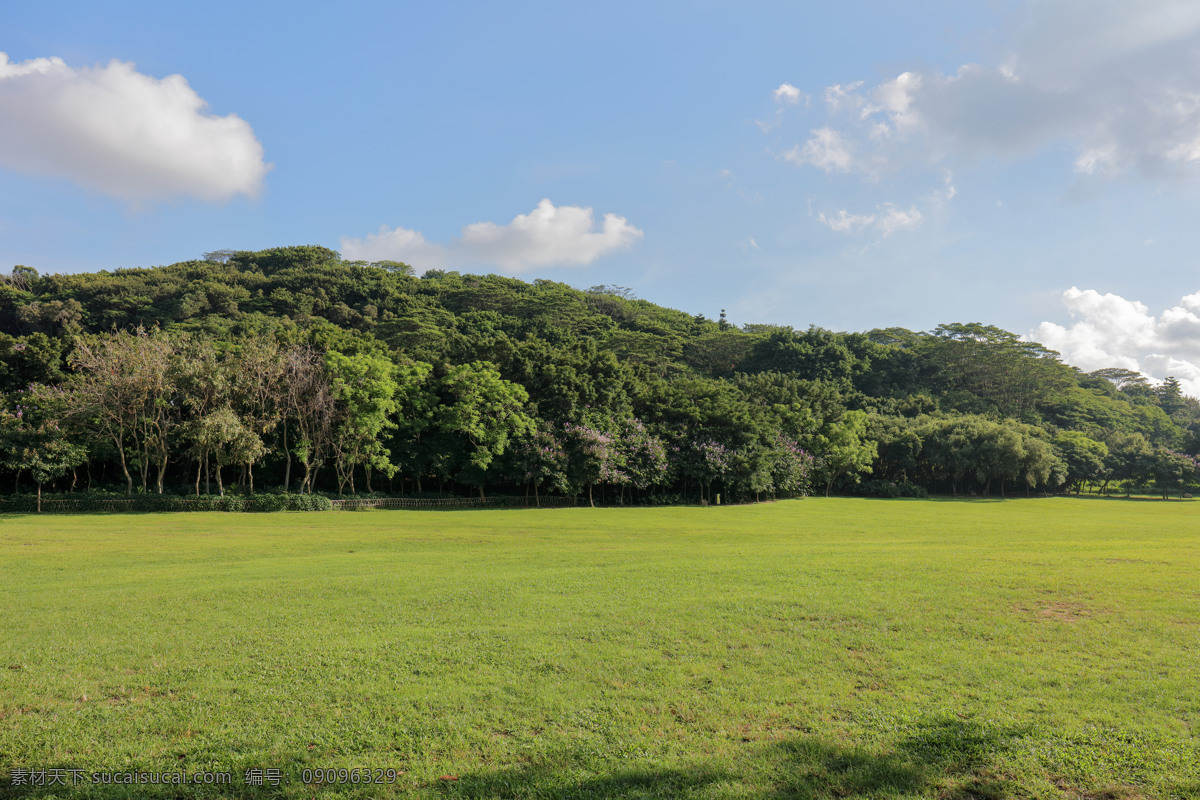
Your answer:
[0,493,334,513]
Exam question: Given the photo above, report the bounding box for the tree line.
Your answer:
[2,245,1199,506]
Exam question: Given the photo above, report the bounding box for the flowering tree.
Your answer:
[680,437,732,503]
[563,421,625,506]
[617,418,669,501]
[768,434,814,498]
[508,424,570,505]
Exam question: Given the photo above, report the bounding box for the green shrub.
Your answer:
[246,494,290,512]
[291,494,332,511]
[858,480,929,498]
[3,490,333,513]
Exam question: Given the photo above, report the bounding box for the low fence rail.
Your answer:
[3,495,581,514]
[330,496,580,511]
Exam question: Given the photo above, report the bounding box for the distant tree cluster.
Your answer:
[3,246,1199,506]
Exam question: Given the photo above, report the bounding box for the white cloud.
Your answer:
[340,226,445,267]
[773,83,804,105]
[0,53,269,202]
[941,169,957,200]
[340,199,643,273]
[876,203,922,235]
[758,83,807,132]
[777,1,1200,182]
[817,202,922,236]
[822,81,867,115]
[817,209,875,233]
[1034,287,1200,396]
[785,127,856,172]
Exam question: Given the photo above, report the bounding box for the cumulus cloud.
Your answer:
[773,83,804,105]
[0,53,269,202]
[777,1,1200,182]
[340,199,643,273]
[1034,287,1200,396]
[785,127,856,172]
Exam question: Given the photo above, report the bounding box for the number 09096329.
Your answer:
[301,768,400,784]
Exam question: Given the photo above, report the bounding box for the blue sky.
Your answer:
[7,1,1200,391]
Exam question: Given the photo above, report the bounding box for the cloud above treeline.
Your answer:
[779,1,1200,181]
[340,199,644,273]
[0,53,269,202]
[1035,287,1200,398]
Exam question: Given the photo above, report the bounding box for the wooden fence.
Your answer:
[7,496,580,513]
[329,496,580,511]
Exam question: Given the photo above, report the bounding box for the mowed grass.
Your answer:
[1,499,1198,800]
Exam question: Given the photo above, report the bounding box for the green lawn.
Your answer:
[1,498,1197,799]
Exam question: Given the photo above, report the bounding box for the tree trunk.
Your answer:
[215,464,224,497]
[534,480,540,508]
[117,438,133,496]
[478,484,485,500]
[282,424,291,493]
[195,458,202,496]
[156,452,167,494]
[37,481,42,513]
[588,484,594,507]
[248,462,255,495]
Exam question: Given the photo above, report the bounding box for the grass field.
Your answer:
[1,498,1198,799]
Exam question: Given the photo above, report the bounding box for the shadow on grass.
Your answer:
[1062,493,1191,503]
[433,717,1027,800]
[768,717,1024,800]
[886,493,1193,504]
[4,718,1156,799]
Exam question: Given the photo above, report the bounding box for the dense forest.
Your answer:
[3,245,1199,508]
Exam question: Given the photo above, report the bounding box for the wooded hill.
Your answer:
[3,245,1198,504]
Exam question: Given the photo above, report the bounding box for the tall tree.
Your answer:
[67,328,179,495]
[434,361,535,497]
[326,350,401,495]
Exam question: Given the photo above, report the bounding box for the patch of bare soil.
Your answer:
[1013,601,1097,622]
